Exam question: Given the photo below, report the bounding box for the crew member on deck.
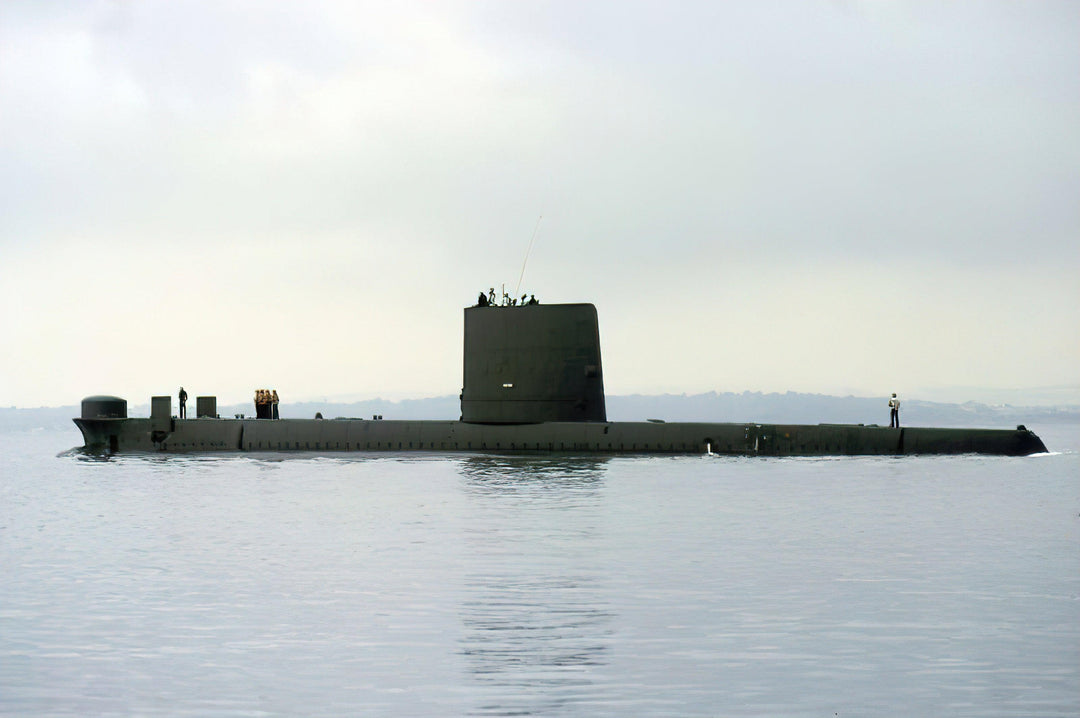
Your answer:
[178,387,188,419]
[889,393,901,428]
[272,390,280,420]
[259,389,272,420]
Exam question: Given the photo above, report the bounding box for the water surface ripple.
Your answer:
[1,427,1077,716]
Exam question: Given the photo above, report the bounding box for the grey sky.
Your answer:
[1,1,1077,407]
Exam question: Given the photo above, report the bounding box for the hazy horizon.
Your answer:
[2,1,1077,408]
[8,383,1080,411]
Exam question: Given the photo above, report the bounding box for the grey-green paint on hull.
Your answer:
[73,417,1047,456]
[71,301,1049,457]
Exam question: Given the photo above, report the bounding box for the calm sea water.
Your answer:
[1,425,1078,717]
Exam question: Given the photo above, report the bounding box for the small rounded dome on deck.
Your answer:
[81,395,127,419]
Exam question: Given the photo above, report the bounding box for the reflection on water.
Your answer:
[461,573,613,716]
[9,431,1078,716]
[453,451,609,483]
[457,455,615,715]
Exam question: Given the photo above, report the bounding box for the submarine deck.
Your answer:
[73,417,1048,457]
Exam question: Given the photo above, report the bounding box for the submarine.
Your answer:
[74,300,1047,456]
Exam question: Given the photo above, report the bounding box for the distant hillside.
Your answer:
[5,392,1078,432]
[606,392,1080,427]
[0,405,81,431]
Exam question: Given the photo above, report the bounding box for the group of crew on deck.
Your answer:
[255,389,280,420]
[476,288,539,307]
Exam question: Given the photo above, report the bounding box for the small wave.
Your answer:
[60,448,113,462]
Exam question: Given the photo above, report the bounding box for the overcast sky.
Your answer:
[1,0,1077,408]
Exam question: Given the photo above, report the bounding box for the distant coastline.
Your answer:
[5,392,1079,431]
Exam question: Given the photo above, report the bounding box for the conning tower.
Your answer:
[461,303,606,424]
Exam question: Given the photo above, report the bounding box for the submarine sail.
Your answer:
[461,303,605,424]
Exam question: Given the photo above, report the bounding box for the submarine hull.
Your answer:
[71,302,1049,458]
[73,417,1048,457]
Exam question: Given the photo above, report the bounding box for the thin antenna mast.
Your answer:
[515,215,543,298]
